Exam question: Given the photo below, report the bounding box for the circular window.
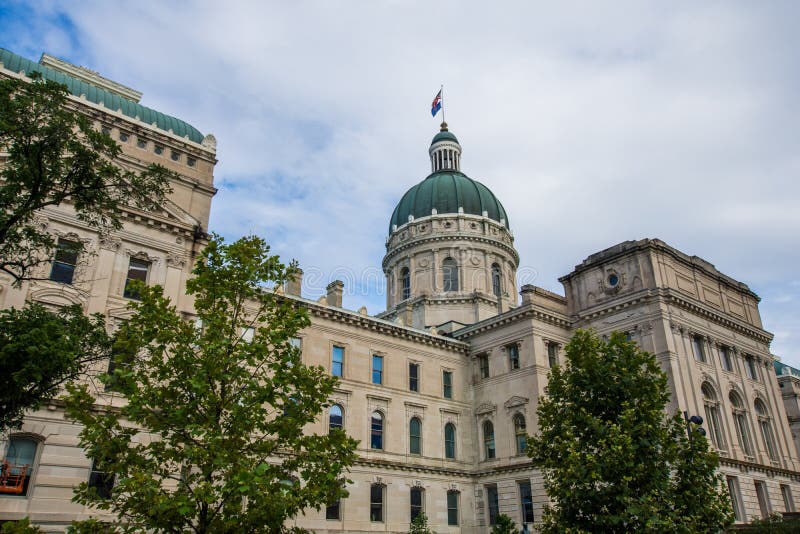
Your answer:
[607,273,619,287]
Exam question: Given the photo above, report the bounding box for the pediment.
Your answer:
[475,403,496,416]
[504,396,529,410]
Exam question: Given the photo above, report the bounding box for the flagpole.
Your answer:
[441,84,445,124]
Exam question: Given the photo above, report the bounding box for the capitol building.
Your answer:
[0,48,798,532]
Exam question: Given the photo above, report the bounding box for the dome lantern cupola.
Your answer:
[380,124,520,330]
[429,122,461,172]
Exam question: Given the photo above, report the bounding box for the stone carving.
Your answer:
[99,232,121,251]
[475,402,496,416]
[166,252,187,269]
[504,396,529,411]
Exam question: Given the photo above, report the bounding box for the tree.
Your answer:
[65,235,358,533]
[408,512,433,534]
[0,74,172,282]
[491,514,518,534]
[0,303,112,430]
[528,329,733,533]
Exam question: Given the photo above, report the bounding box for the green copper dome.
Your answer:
[0,48,205,143]
[390,171,509,232]
[431,130,459,145]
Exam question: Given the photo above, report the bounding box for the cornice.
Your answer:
[570,288,773,345]
[719,457,800,481]
[454,302,572,339]
[295,297,470,355]
[382,232,520,270]
[353,456,472,477]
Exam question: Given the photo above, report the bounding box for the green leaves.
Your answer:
[529,329,733,533]
[65,235,357,533]
[0,303,112,430]
[0,74,172,282]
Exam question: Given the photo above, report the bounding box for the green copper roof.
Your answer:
[431,130,459,145]
[390,171,509,232]
[0,48,204,143]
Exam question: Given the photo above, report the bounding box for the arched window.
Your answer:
[370,411,384,450]
[513,414,527,454]
[2,436,38,496]
[410,486,424,521]
[329,404,343,434]
[491,263,502,297]
[701,383,725,449]
[754,399,778,461]
[443,258,458,292]
[483,421,495,460]
[729,391,754,456]
[401,267,410,300]
[444,423,456,459]
[409,417,422,455]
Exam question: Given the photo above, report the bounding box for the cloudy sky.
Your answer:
[2,1,799,366]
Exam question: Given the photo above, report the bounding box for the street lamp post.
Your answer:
[683,411,706,449]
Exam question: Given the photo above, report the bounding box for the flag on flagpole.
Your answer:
[431,89,442,117]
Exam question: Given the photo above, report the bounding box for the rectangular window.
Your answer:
[50,239,80,284]
[442,370,453,399]
[370,484,384,522]
[372,355,383,385]
[331,346,344,377]
[447,490,459,525]
[720,346,733,372]
[745,355,758,380]
[486,485,499,526]
[410,487,424,521]
[88,459,115,499]
[478,354,489,379]
[755,480,770,518]
[3,437,37,496]
[547,343,558,368]
[326,500,341,520]
[781,484,795,513]
[692,335,706,363]
[519,480,534,525]
[241,327,254,343]
[726,476,744,522]
[123,258,150,299]
[409,362,419,392]
[507,343,520,370]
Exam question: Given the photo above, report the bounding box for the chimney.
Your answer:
[284,268,303,297]
[326,280,344,308]
[520,284,535,305]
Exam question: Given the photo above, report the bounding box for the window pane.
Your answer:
[371,412,383,450]
[124,258,150,299]
[443,258,458,292]
[370,484,383,522]
[50,239,80,284]
[508,344,519,370]
[515,414,527,454]
[492,264,502,297]
[445,423,456,459]
[402,268,411,300]
[781,485,795,512]
[326,500,340,520]
[692,336,706,362]
[410,487,423,521]
[372,355,383,385]
[409,418,421,455]
[720,346,732,371]
[443,371,452,399]
[484,421,495,459]
[548,344,558,367]
[332,346,344,377]
[329,405,343,433]
[727,477,743,521]
[447,491,459,525]
[486,485,499,525]
[755,481,770,518]
[409,363,419,392]
[88,459,115,499]
[519,481,534,524]
[479,354,489,378]
[4,438,37,496]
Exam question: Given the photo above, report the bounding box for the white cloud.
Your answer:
[5,1,799,364]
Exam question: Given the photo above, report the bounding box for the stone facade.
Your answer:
[1,49,798,532]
